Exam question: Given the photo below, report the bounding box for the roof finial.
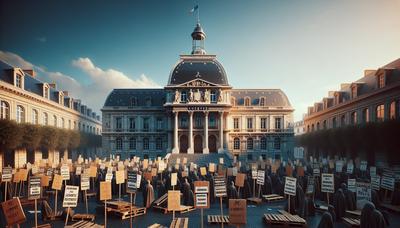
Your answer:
[189,4,199,24]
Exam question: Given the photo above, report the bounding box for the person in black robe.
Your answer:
[243,175,252,199]
[295,184,306,217]
[317,212,334,228]
[328,205,336,222]
[371,189,381,208]
[333,188,346,220]
[341,183,356,210]
[157,179,167,198]
[361,202,376,228]
[142,179,148,207]
[182,178,192,206]
[264,175,273,195]
[226,181,238,208]
[370,209,387,228]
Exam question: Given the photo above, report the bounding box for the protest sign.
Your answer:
[348,179,356,193]
[61,165,70,180]
[105,173,113,182]
[306,176,314,194]
[1,167,12,182]
[381,176,395,191]
[256,170,265,185]
[171,172,177,186]
[360,161,368,171]
[321,173,334,193]
[81,174,90,191]
[100,181,112,201]
[235,173,245,187]
[116,170,125,184]
[370,166,376,177]
[214,175,227,197]
[194,181,209,209]
[356,182,371,201]
[28,176,41,200]
[284,177,297,196]
[371,176,380,191]
[63,185,79,208]
[52,174,63,190]
[229,199,246,225]
[1,198,26,226]
[168,190,181,211]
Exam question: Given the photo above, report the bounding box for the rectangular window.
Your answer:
[247,118,253,130]
[376,104,385,122]
[378,75,385,88]
[143,117,149,131]
[16,74,22,88]
[129,117,135,131]
[157,118,163,130]
[363,109,369,123]
[351,86,357,98]
[261,118,267,130]
[390,101,396,120]
[180,116,188,128]
[275,117,282,130]
[195,115,202,128]
[233,118,239,129]
[44,87,49,99]
[115,117,122,130]
[210,91,217,103]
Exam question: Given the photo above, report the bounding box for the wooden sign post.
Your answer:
[28,176,42,228]
[321,173,334,205]
[229,199,246,227]
[1,167,12,201]
[52,174,63,219]
[235,173,245,196]
[168,190,181,221]
[127,171,140,228]
[251,169,257,198]
[214,175,227,228]
[100,181,112,228]
[63,185,79,226]
[1,197,26,227]
[284,177,297,213]
[81,174,90,214]
[116,170,125,202]
[194,181,210,228]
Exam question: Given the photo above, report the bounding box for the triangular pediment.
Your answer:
[177,78,219,87]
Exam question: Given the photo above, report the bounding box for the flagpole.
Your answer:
[197,5,200,23]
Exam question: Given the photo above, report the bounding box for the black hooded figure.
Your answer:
[157,179,167,198]
[341,183,356,210]
[328,205,336,223]
[264,175,273,195]
[142,179,148,207]
[360,202,376,228]
[333,188,346,220]
[371,189,381,208]
[227,181,238,208]
[182,178,192,206]
[317,212,334,228]
[370,209,387,228]
[295,184,306,217]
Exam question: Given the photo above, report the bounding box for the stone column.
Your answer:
[218,111,224,153]
[172,111,179,154]
[203,111,209,154]
[188,111,194,154]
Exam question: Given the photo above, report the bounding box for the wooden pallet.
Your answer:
[263,194,285,203]
[101,202,147,219]
[72,213,96,221]
[381,203,400,213]
[153,193,168,206]
[264,210,307,227]
[170,218,188,228]
[34,224,52,228]
[147,224,168,228]
[65,220,104,228]
[207,215,229,224]
[154,205,195,214]
[247,197,263,204]
[115,207,147,219]
[343,217,360,227]
[345,210,361,218]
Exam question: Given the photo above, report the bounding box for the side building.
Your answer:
[0,60,102,168]
[102,23,294,161]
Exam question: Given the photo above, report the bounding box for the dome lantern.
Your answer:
[191,23,206,55]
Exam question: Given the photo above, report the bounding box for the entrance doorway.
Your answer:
[208,135,217,153]
[194,135,203,153]
[180,135,188,153]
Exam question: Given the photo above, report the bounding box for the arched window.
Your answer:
[260,137,267,150]
[351,112,357,125]
[143,138,149,150]
[43,112,48,125]
[0,101,10,120]
[53,115,57,127]
[233,138,240,150]
[180,91,187,103]
[61,118,65,128]
[247,138,253,150]
[316,122,320,130]
[390,101,396,120]
[129,137,136,150]
[68,120,71,129]
[244,97,250,106]
[274,137,281,150]
[32,109,38,124]
[156,138,162,150]
[341,115,346,126]
[332,117,337,128]
[323,120,327,129]
[259,97,265,106]
[116,137,123,150]
[376,104,385,122]
[16,105,25,123]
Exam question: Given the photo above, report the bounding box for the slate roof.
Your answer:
[230,89,292,108]
[103,89,166,107]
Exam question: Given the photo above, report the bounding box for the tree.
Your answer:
[0,119,22,150]
[20,123,42,150]
[40,126,60,150]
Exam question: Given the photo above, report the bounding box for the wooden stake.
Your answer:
[258,184,261,198]
[288,195,291,214]
[4,181,7,201]
[65,207,70,226]
[220,196,224,228]
[118,184,121,202]
[130,193,133,228]
[54,189,58,219]
[327,193,329,205]
[84,190,88,214]
[34,199,38,228]
[237,187,240,197]
[253,179,255,198]
[104,200,107,228]
[201,208,204,228]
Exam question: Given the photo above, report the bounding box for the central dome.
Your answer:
[168,56,229,86]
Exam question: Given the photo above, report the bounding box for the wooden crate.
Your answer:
[343,217,360,227]
[207,215,229,224]
[264,210,307,227]
[170,218,188,228]
[263,194,285,203]
[71,213,95,221]
[65,220,104,228]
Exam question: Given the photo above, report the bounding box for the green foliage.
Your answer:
[40,126,60,150]
[0,119,22,150]
[20,123,42,150]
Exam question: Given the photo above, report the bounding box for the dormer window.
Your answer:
[259,97,266,106]
[378,74,385,88]
[244,97,251,106]
[351,86,357,99]
[15,74,23,88]
[43,84,50,99]
[58,93,64,105]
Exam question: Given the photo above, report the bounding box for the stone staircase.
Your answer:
[168,153,233,166]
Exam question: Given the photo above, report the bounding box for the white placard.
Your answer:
[360,161,368,171]
[63,185,79,208]
[347,163,354,174]
[321,173,334,193]
[61,165,70,180]
[105,173,113,182]
[81,174,90,191]
[284,177,297,196]
[371,176,380,191]
[195,186,209,194]
[356,182,371,201]
[381,176,395,191]
[370,166,376,177]
[256,170,265,185]
[336,161,343,173]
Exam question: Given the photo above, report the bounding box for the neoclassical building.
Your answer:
[0,60,102,168]
[102,24,294,160]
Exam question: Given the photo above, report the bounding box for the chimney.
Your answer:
[49,83,57,89]
[340,83,350,90]
[23,69,35,77]
[364,70,376,76]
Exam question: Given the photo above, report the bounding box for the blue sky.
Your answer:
[1,0,399,120]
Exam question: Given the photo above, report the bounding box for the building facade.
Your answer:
[0,60,102,168]
[303,59,400,132]
[102,24,294,160]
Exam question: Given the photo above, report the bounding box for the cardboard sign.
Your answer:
[214,175,227,197]
[371,176,380,191]
[370,166,376,177]
[1,198,26,226]
[348,179,356,193]
[28,176,41,200]
[105,173,113,182]
[284,177,297,196]
[356,182,371,201]
[167,190,181,211]
[229,199,246,225]
[61,165,70,180]
[256,170,265,185]
[41,176,49,187]
[321,173,334,193]
[1,167,12,182]
[251,170,257,179]
[100,181,112,201]
[209,163,215,173]
[347,163,354,174]
[116,170,125,184]
[360,161,368,171]
[306,176,314,194]
[297,166,305,177]
[63,185,79,208]
[171,172,177,186]
[143,159,148,169]
[52,174,63,190]
[200,167,207,176]
[194,181,209,208]
[89,165,97,178]
[381,176,395,191]
[75,166,82,176]
[235,173,245,187]
[19,169,28,181]
[81,174,90,191]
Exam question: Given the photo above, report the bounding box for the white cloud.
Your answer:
[0,51,160,114]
